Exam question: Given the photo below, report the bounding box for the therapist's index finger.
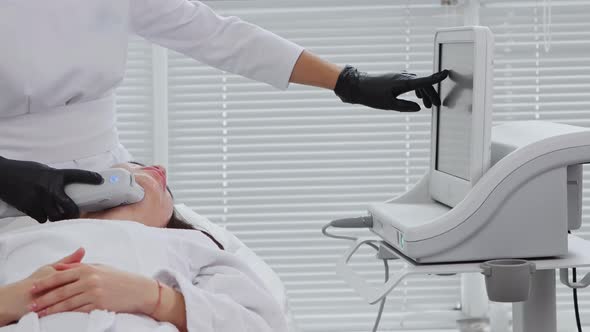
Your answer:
[406,70,449,91]
[31,269,81,295]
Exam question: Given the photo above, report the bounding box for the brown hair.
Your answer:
[128,161,223,249]
[167,208,224,250]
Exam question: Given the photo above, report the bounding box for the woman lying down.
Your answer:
[0,162,287,332]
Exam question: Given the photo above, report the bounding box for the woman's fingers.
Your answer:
[31,269,81,295]
[37,293,92,318]
[55,263,83,271]
[52,248,85,266]
[32,280,86,312]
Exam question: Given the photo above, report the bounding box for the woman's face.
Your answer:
[81,163,173,228]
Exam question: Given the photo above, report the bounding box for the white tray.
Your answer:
[336,235,590,304]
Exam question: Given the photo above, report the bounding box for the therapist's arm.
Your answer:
[288,50,449,112]
[289,50,342,90]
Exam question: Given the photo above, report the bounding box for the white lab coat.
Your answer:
[0,0,304,170]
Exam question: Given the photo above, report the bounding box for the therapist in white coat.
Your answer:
[0,0,448,223]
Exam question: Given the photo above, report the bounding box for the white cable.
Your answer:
[372,259,389,332]
[321,222,380,251]
[321,220,390,331]
[321,222,358,241]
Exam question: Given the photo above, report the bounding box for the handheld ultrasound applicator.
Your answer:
[0,168,145,219]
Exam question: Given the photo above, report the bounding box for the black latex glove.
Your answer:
[0,156,103,223]
[334,65,449,112]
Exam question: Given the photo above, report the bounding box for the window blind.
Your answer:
[116,36,154,164]
[480,0,590,330]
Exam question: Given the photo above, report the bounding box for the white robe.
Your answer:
[0,0,304,169]
[0,219,288,331]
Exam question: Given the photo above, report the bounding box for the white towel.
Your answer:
[0,219,287,332]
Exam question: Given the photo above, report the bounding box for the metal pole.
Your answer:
[513,269,556,332]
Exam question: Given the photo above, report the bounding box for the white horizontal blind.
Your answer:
[167,1,463,331]
[167,54,227,217]
[115,36,154,164]
[480,0,590,330]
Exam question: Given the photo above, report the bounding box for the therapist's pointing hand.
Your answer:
[334,66,449,112]
[0,157,103,223]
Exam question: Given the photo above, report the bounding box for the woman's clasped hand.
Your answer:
[26,248,160,318]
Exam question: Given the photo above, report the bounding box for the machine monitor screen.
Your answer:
[435,42,475,181]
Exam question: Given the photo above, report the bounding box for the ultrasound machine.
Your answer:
[330,26,590,332]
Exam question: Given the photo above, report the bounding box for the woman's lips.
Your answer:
[142,166,167,190]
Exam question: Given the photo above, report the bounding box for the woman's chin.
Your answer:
[79,207,122,220]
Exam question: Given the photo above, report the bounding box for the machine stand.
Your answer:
[513,269,556,332]
[336,236,590,332]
